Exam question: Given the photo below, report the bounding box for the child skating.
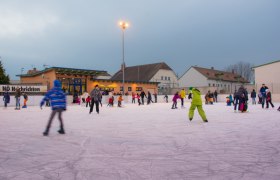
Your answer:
[40,80,66,136]
[188,87,208,122]
[171,92,180,109]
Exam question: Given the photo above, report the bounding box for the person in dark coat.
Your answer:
[140,90,146,105]
[251,89,256,105]
[236,85,248,112]
[259,84,268,108]
[89,85,101,114]
[147,91,153,105]
[15,87,21,110]
[3,91,10,108]
[265,89,274,108]
[214,90,218,103]
[40,80,66,136]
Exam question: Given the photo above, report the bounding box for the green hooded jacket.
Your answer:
[189,88,202,105]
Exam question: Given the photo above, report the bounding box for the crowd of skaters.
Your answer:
[2,79,280,136]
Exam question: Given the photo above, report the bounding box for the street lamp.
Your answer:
[119,21,129,95]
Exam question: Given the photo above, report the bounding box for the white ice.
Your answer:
[0,102,280,180]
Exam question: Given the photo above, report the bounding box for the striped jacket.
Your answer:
[40,80,66,110]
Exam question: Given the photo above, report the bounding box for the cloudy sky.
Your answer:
[1,0,279,79]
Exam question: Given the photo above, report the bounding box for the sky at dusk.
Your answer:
[0,0,280,79]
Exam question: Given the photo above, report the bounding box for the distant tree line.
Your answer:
[224,62,254,82]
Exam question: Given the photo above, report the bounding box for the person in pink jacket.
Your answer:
[171,92,180,109]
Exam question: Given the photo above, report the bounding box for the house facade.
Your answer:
[253,60,280,94]
[18,67,158,95]
[111,62,178,94]
[179,66,248,94]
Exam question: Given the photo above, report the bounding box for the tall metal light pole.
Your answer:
[119,21,129,95]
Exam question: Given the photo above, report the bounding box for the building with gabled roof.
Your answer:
[111,62,178,94]
[17,66,159,95]
[179,66,249,94]
[252,60,280,94]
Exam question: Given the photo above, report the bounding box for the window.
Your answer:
[128,87,132,91]
[217,84,219,87]
[136,87,143,91]
[209,83,211,87]
[120,87,123,91]
[168,77,170,81]
[161,76,163,80]
[165,76,167,80]
[213,84,215,87]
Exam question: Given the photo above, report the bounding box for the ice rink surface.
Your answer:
[0,102,280,180]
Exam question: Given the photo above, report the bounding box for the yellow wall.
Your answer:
[20,70,158,94]
[89,80,158,94]
[20,70,56,89]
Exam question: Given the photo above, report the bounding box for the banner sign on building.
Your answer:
[0,85,47,93]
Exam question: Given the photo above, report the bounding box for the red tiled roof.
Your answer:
[193,66,249,83]
[111,62,173,82]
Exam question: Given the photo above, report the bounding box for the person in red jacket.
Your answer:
[266,89,274,108]
[85,96,91,108]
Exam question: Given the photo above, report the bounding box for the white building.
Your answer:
[178,66,248,94]
[111,62,178,94]
[253,60,280,94]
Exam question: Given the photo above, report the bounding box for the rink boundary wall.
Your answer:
[1,94,280,107]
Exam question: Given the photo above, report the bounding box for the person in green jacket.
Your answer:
[188,87,208,122]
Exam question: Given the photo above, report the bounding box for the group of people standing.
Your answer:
[2,88,28,109]
[231,83,279,112]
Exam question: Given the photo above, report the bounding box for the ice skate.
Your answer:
[43,131,49,136]
[58,129,65,134]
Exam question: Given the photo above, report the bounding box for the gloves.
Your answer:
[188,93,192,99]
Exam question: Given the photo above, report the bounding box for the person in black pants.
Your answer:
[89,85,101,114]
[140,90,146,105]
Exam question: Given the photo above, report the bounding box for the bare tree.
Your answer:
[224,62,254,82]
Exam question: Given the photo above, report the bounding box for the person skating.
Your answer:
[131,92,136,104]
[147,91,153,105]
[236,85,248,112]
[89,85,101,114]
[86,95,91,108]
[136,93,141,106]
[140,90,147,105]
[260,84,268,108]
[214,90,218,103]
[251,89,256,105]
[265,89,274,108]
[40,80,66,136]
[188,87,208,122]
[153,92,157,103]
[179,89,186,108]
[118,95,123,107]
[22,93,28,108]
[3,90,10,108]
[15,87,21,110]
[107,96,114,107]
[164,94,168,103]
[171,92,180,109]
[239,93,247,112]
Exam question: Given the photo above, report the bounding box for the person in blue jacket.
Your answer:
[259,84,268,108]
[40,80,66,136]
[3,90,10,108]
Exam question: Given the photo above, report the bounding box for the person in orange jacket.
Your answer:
[118,95,123,107]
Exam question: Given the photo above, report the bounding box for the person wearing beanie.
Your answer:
[188,87,208,122]
[40,80,67,136]
[265,89,274,108]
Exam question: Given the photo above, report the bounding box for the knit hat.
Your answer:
[53,80,61,88]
